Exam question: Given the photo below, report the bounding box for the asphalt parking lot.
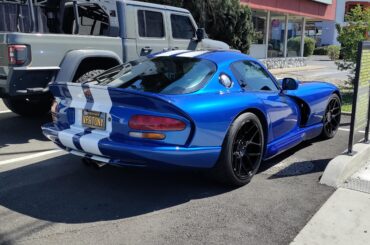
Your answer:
[0,99,362,245]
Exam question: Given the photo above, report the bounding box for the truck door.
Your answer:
[135,8,170,56]
[167,13,199,51]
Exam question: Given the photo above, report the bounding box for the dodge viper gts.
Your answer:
[42,50,341,186]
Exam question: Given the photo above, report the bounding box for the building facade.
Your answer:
[321,0,370,46]
[241,0,337,63]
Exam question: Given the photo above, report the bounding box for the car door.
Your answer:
[167,12,199,51]
[135,8,170,56]
[230,60,300,142]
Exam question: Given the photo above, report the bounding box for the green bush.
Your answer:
[327,45,340,60]
[287,37,316,57]
[313,46,328,55]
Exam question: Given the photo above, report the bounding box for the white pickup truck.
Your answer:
[0,0,229,116]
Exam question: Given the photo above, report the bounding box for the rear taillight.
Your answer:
[8,45,29,65]
[129,115,186,131]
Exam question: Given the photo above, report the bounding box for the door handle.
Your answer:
[142,46,153,54]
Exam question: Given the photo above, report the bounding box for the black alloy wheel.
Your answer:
[321,94,341,139]
[232,120,263,180]
[213,112,265,186]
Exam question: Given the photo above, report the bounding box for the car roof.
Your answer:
[150,50,259,66]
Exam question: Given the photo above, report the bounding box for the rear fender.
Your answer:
[55,50,122,83]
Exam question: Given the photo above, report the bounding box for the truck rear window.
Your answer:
[104,57,217,95]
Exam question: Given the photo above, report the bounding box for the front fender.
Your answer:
[286,81,339,126]
[55,50,123,83]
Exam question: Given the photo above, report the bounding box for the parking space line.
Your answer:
[0,149,62,166]
[338,127,365,133]
[0,110,11,114]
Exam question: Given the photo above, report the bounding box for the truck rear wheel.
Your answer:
[3,96,52,117]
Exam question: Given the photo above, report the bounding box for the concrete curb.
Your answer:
[320,142,370,187]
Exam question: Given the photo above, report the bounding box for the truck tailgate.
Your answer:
[0,34,8,68]
[0,34,8,80]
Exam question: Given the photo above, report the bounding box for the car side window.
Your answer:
[170,14,195,39]
[230,61,278,91]
[138,10,165,38]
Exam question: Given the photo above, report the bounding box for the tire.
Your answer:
[213,112,265,186]
[3,96,52,117]
[74,69,105,83]
[321,94,341,139]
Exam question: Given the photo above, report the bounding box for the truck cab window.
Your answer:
[171,14,195,39]
[138,10,165,38]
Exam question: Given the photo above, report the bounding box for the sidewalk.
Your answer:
[269,55,350,87]
[291,161,370,245]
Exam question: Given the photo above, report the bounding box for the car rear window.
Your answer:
[106,57,217,95]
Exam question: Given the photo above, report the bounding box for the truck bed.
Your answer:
[0,32,122,97]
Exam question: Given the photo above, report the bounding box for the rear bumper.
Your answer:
[42,123,221,169]
[0,66,60,97]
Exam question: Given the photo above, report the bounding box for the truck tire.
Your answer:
[3,96,52,117]
[74,69,105,83]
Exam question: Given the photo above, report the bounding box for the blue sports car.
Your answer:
[42,50,341,186]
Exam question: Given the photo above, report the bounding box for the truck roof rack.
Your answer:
[0,0,48,6]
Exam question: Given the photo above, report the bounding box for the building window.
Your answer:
[287,16,303,57]
[268,13,285,57]
[252,10,267,44]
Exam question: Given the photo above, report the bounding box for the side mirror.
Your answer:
[196,28,205,42]
[282,78,299,91]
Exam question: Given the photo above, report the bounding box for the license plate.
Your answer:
[82,110,106,130]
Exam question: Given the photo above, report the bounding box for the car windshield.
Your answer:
[102,57,217,95]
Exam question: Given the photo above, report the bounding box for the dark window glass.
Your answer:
[171,14,195,39]
[138,10,164,38]
[105,57,216,95]
[62,4,110,36]
[231,61,278,91]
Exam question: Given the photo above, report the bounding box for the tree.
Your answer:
[139,0,254,53]
[336,5,370,83]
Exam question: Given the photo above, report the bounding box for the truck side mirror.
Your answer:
[196,28,205,42]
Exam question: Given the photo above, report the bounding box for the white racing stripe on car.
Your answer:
[155,50,189,57]
[77,85,113,156]
[79,131,108,156]
[68,83,87,109]
[176,51,209,57]
[89,85,113,113]
[58,127,85,150]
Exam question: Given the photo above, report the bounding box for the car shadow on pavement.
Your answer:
[0,154,231,224]
[260,140,331,179]
[0,113,51,148]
